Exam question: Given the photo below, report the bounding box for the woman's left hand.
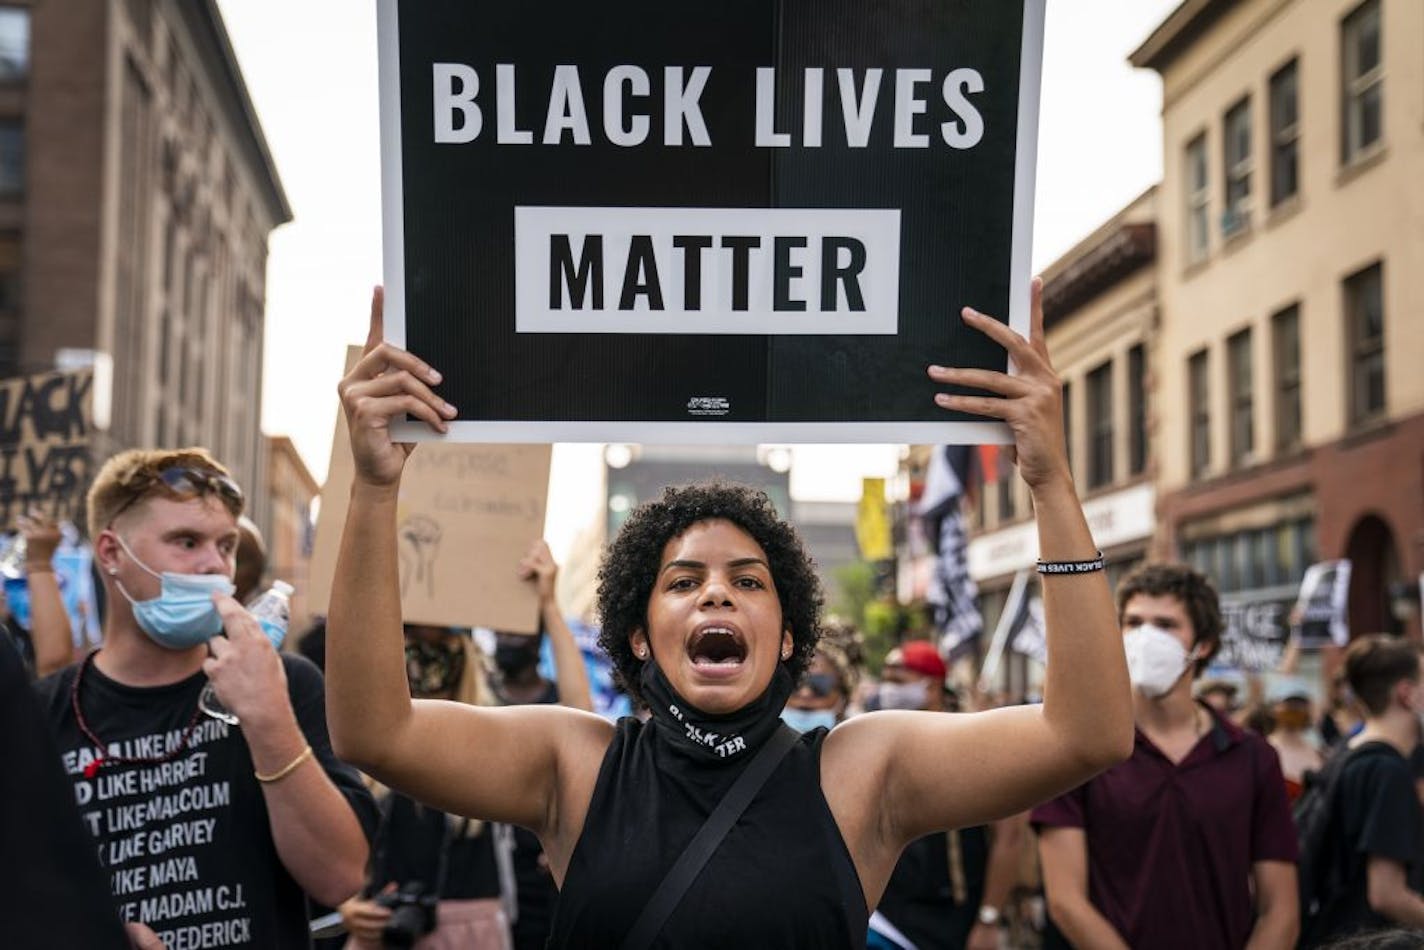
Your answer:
[927,277,1070,492]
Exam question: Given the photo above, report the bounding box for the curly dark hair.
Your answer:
[596,482,824,705]
[1116,562,1224,676]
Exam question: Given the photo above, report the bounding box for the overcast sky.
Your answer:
[214,0,1181,555]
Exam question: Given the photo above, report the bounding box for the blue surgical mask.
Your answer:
[782,708,839,734]
[112,535,235,651]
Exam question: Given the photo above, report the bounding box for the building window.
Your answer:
[973,464,987,531]
[1227,329,1254,466]
[1185,515,1315,594]
[1272,305,1302,451]
[1185,134,1209,263]
[1345,262,1385,423]
[0,119,22,194]
[0,232,18,376]
[1127,345,1147,476]
[1087,361,1113,490]
[1062,379,1074,480]
[1222,98,1252,235]
[1269,60,1299,206]
[997,452,1016,522]
[1189,349,1211,478]
[1341,0,1383,164]
[0,7,28,79]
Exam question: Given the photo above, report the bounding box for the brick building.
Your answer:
[1,0,289,531]
[1132,0,1424,647]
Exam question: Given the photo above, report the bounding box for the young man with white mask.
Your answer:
[1033,563,1300,950]
[35,449,377,948]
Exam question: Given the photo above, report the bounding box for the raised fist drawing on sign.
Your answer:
[398,514,442,599]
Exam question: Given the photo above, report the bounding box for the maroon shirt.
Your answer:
[1032,705,1298,949]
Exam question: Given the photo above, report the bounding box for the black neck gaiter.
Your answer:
[640,660,794,764]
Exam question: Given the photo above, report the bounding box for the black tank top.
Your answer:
[875,828,988,950]
[548,718,868,948]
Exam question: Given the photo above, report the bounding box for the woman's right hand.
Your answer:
[338,890,395,946]
[337,287,458,488]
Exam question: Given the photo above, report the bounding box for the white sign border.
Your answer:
[377,0,1045,445]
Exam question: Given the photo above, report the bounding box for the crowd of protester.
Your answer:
[2,281,1421,949]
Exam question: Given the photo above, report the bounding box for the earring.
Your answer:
[781,647,791,660]
[107,567,118,576]
[635,647,647,660]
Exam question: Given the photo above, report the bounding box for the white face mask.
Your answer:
[1123,624,1194,699]
[876,680,929,711]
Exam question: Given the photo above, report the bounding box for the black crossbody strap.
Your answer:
[619,723,801,950]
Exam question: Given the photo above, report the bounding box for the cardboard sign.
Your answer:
[308,348,552,631]
[0,368,95,527]
[378,0,1043,444]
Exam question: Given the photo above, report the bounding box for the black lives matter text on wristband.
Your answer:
[379,0,1044,443]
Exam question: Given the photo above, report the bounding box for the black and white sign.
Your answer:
[1218,587,1296,673]
[1291,560,1352,649]
[378,0,1044,443]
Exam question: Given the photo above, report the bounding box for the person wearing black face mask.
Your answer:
[492,632,554,704]
[489,541,593,713]
[338,625,515,950]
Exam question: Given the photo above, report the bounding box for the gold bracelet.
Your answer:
[24,565,54,574]
[255,744,314,784]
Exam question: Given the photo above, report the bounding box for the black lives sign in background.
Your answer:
[396,0,1026,425]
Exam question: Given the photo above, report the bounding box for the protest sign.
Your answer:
[1290,560,1351,649]
[1217,587,1295,673]
[378,0,1044,443]
[308,348,552,632]
[0,368,95,527]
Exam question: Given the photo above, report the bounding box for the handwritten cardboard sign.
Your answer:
[0,368,94,527]
[307,348,551,632]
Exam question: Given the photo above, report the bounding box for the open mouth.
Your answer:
[688,625,748,668]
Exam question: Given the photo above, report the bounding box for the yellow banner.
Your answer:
[855,477,892,561]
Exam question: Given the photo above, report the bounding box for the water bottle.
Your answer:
[248,580,295,650]
[0,533,27,579]
[1,535,29,627]
[199,580,295,725]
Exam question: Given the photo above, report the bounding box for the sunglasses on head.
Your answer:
[111,466,245,524]
[804,672,840,698]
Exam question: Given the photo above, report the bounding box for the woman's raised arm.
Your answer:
[826,278,1133,858]
[325,289,609,836]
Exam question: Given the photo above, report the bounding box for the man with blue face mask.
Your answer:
[1033,563,1300,950]
[34,448,377,948]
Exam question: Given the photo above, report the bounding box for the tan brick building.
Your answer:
[266,435,317,634]
[1133,0,1424,647]
[963,188,1160,696]
[1,0,289,531]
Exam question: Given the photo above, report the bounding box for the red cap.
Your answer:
[897,640,947,679]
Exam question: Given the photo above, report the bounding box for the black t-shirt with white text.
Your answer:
[36,654,378,950]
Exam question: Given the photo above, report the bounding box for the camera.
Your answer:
[374,881,438,948]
